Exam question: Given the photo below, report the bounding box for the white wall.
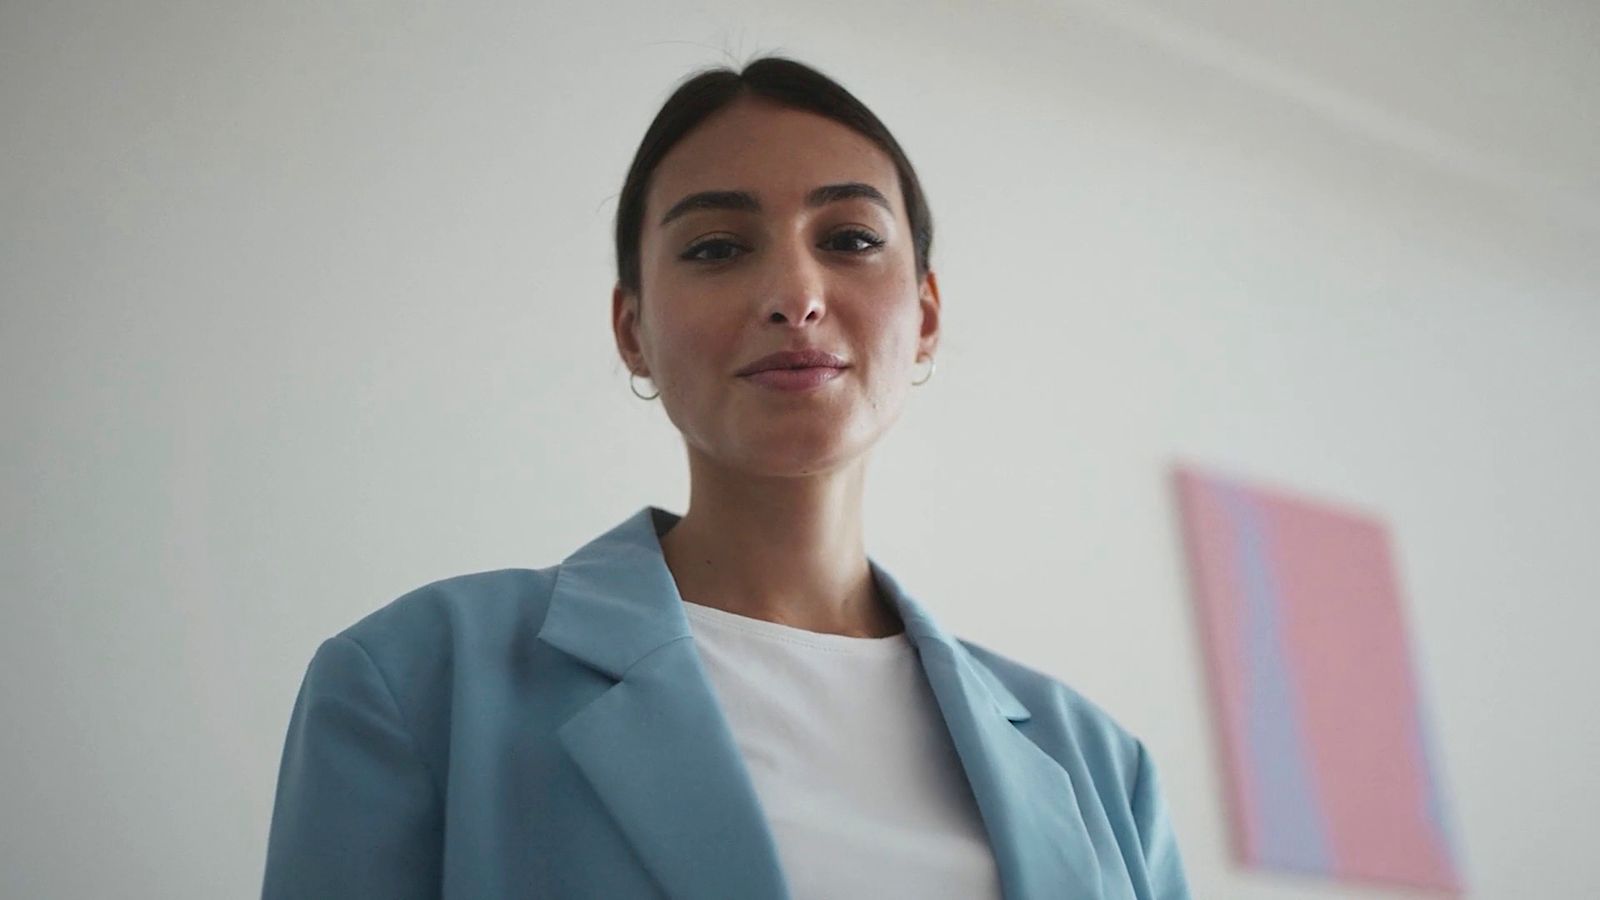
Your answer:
[4,1,1596,897]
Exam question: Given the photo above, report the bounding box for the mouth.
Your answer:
[739,366,847,392]
[736,348,850,376]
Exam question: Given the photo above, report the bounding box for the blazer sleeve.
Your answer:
[261,634,443,899]
[1129,739,1194,900]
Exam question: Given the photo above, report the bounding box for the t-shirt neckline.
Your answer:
[680,599,912,657]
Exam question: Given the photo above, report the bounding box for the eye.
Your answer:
[679,236,746,263]
[821,228,885,253]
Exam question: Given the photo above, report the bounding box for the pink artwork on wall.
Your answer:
[1172,463,1463,894]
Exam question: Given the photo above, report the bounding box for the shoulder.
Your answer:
[308,566,561,712]
[335,566,561,656]
[956,636,1145,787]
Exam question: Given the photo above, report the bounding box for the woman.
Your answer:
[262,57,1192,900]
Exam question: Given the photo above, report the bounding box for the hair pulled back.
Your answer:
[613,57,933,298]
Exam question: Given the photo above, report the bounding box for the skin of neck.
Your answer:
[658,445,905,639]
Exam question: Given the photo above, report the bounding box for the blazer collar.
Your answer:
[536,505,1108,900]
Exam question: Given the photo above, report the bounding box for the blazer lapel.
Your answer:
[538,505,1108,900]
[537,506,790,900]
[874,559,1110,899]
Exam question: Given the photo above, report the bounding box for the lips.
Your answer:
[742,366,846,391]
[736,348,849,376]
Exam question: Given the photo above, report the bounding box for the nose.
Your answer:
[758,233,827,327]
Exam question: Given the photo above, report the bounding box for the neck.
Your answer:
[657,455,902,639]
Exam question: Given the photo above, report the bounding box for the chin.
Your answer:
[738,428,879,478]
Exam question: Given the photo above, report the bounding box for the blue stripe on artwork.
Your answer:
[1409,668,1461,883]
[1223,485,1333,874]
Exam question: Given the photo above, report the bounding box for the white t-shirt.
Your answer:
[680,599,1004,900]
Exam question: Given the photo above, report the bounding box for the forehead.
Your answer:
[646,96,900,215]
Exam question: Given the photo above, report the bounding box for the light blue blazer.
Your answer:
[262,505,1192,899]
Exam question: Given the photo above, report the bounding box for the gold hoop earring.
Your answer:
[912,355,935,386]
[629,370,659,401]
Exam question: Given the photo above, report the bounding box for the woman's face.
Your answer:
[614,94,940,478]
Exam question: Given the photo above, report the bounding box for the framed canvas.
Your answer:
[1173,463,1463,894]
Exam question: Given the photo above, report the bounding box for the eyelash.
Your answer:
[679,228,886,263]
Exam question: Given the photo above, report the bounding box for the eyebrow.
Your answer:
[657,181,892,227]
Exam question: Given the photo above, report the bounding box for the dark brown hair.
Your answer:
[613,56,934,298]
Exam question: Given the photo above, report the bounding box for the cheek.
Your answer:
[649,300,739,380]
[865,265,923,342]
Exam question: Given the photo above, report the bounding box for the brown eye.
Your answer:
[821,228,885,253]
[680,237,747,262]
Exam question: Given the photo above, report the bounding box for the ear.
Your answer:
[916,269,941,362]
[611,283,648,376]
